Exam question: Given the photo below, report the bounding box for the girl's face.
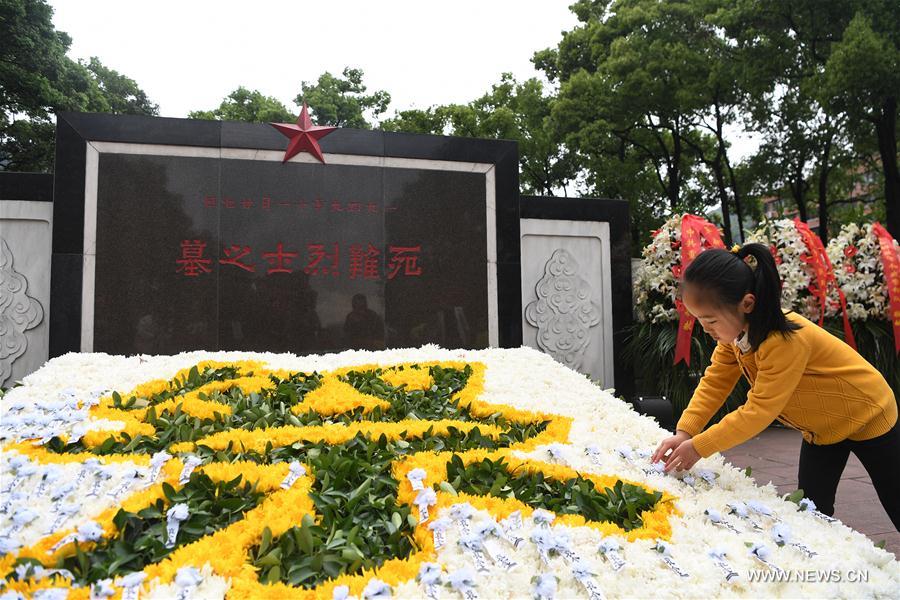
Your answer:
[681,284,754,343]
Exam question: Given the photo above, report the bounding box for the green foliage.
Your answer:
[447,456,663,532]
[382,73,579,196]
[5,473,264,585]
[248,437,415,588]
[0,0,157,171]
[784,489,806,505]
[188,87,295,123]
[298,67,390,129]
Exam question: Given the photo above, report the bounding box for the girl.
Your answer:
[651,243,900,530]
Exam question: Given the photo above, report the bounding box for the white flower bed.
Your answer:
[1,347,898,599]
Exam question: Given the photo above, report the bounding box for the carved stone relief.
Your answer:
[524,248,601,371]
[0,238,44,386]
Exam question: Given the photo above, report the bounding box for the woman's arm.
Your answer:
[676,342,743,437]
[690,335,811,457]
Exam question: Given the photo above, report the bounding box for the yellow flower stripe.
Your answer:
[381,366,433,391]
[80,419,156,447]
[171,419,506,455]
[149,375,273,419]
[290,375,390,416]
[123,360,266,401]
[81,361,273,447]
[2,358,678,598]
[0,574,85,599]
[84,375,278,448]
[3,442,154,466]
[141,462,314,587]
[12,458,185,564]
[393,449,677,541]
[9,459,314,599]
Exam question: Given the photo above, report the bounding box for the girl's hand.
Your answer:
[651,430,692,463]
[664,439,701,473]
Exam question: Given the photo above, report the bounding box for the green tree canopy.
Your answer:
[1,0,158,171]
[188,87,295,123]
[298,67,390,129]
[383,73,578,196]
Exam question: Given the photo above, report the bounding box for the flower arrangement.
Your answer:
[630,214,746,416]
[634,215,683,325]
[825,222,900,393]
[746,219,832,323]
[0,347,897,599]
[826,223,894,321]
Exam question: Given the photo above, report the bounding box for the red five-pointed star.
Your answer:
[270,102,337,164]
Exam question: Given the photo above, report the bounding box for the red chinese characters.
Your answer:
[220,245,255,273]
[349,244,381,280]
[177,240,423,280]
[176,240,212,277]
[262,243,300,275]
[199,194,398,214]
[387,246,423,279]
[304,243,340,276]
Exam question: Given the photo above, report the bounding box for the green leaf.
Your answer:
[785,489,805,504]
[256,549,282,567]
[259,527,272,556]
[296,524,314,555]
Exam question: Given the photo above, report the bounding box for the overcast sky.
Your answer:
[48,0,578,119]
[48,0,759,159]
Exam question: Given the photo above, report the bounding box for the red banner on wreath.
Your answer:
[872,223,900,354]
[673,215,726,365]
[793,218,856,350]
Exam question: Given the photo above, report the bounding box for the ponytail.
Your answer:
[683,242,799,350]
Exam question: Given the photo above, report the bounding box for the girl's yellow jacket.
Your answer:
[677,312,898,457]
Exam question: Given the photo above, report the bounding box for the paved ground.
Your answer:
[721,426,899,556]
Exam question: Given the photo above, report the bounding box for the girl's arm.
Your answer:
[690,335,811,457]
[675,342,743,437]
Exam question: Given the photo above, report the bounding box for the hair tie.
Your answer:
[730,244,741,255]
[743,254,758,272]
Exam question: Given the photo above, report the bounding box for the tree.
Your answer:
[189,87,294,123]
[83,57,158,116]
[298,67,390,129]
[382,74,578,197]
[379,106,446,135]
[821,10,900,238]
[720,0,899,240]
[537,0,734,245]
[1,0,157,172]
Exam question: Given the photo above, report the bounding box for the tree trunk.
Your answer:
[790,167,808,222]
[713,158,734,247]
[875,97,899,239]
[714,99,745,242]
[817,136,833,243]
[669,128,682,210]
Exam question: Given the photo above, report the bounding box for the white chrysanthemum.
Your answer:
[826,222,894,320]
[634,215,683,323]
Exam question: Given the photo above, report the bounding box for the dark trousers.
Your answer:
[798,422,900,531]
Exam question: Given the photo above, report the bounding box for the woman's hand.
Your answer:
[651,430,692,463]
[663,439,701,472]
